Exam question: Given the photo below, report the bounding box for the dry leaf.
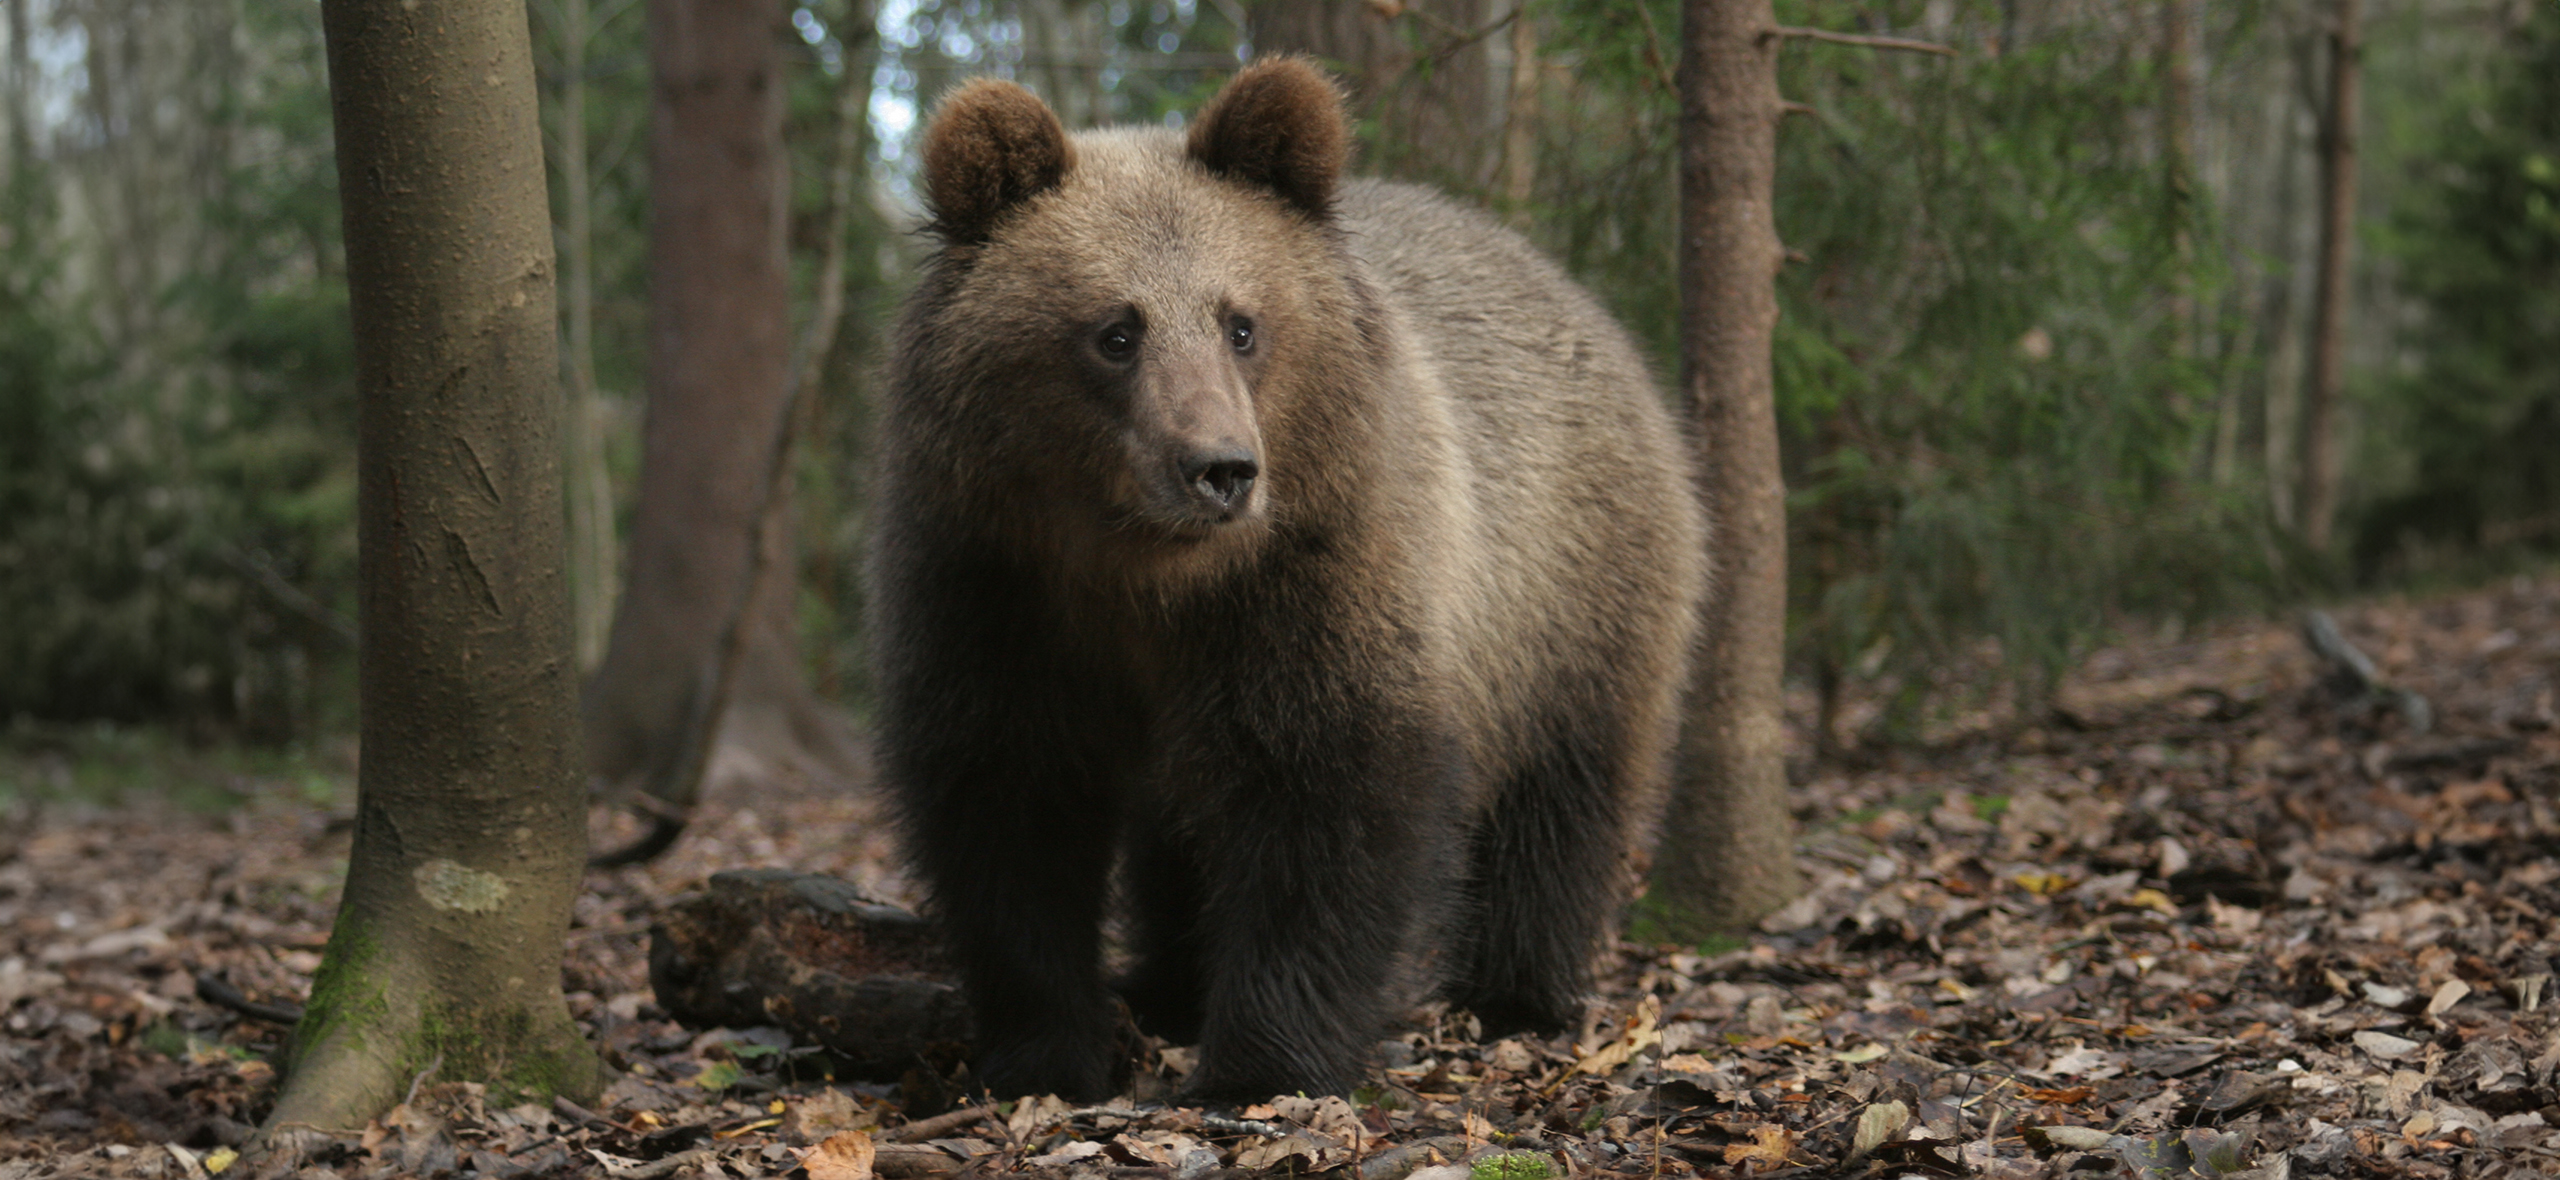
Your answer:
[1723,1123,1798,1166]
[804,1130,876,1180]
[2023,1087,2095,1104]
[2425,978,2471,1017]
[1024,1140,1107,1168]
[2015,871,2073,895]
[1849,1100,1911,1159]
[1573,993,1662,1076]
[2353,1030,2422,1061]
[2125,887,2178,915]
[782,1089,868,1142]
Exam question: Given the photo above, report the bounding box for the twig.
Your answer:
[1631,1,1677,95]
[599,1147,715,1180]
[889,1103,1000,1144]
[554,1094,641,1134]
[2300,609,2433,735]
[217,547,357,646]
[403,1051,445,1108]
[1198,1113,1293,1138]
[1422,7,1519,65]
[194,973,306,1026]
[1769,25,1958,56]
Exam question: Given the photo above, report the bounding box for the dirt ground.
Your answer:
[4,574,2558,1179]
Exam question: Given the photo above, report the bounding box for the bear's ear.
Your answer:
[1186,57,1349,220]
[922,79,1076,244]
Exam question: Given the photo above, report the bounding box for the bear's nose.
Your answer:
[1181,449,1259,512]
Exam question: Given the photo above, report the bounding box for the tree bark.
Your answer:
[271,0,601,1141]
[2162,0,2195,357]
[584,0,861,794]
[6,0,29,171]
[1648,0,1802,940]
[2296,0,2359,553]
[1497,5,1537,223]
[549,0,623,673]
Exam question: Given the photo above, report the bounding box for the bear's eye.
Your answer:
[1097,325,1137,360]
[1228,316,1255,355]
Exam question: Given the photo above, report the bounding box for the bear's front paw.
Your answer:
[1180,1044,1361,1106]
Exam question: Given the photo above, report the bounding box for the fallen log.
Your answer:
[648,869,972,1078]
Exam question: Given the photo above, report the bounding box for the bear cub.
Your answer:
[871,58,1707,1103]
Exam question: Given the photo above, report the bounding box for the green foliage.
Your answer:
[1522,0,2277,733]
[0,3,356,738]
[2355,3,2560,577]
[0,718,350,812]
[1772,0,2279,730]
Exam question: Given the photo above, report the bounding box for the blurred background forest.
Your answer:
[0,0,2553,771]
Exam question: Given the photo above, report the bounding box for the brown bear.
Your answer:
[870,58,1707,1104]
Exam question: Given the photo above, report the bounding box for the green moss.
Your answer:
[1626,895,1759,951]
[1472,1152,1555,1180]
[414,994,602,1105]
[1972,794,2012,821]
[287,919,388,1075]
[1692,932,1750,956]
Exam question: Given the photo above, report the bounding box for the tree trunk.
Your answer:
[1648,0,1802,940]
[269,0,601,1142]
[549,0,623,673]
[1497,5,1537,223]
[584,0,861,794]
[2162,0,2194,357]
[1250,0,1502,191]
[7,0,30,171]
[2296,0,2359,553]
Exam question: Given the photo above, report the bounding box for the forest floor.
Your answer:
[4,573,2559,1180]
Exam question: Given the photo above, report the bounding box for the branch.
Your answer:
[1632,1,1676,95]
[2300,609,2433,735]
[1769,25,1957,56]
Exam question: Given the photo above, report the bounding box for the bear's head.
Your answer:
[893,59,1374,586]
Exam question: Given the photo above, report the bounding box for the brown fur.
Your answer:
[872,58,1707,1104]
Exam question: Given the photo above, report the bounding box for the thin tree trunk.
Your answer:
[1649,0,1802,939]
[2162,0,2194,356]
[2296,0,2358,553]
[1497,4,1537,223]
[585,0,861,795]
[554,0,622,672]
[8,0,32,172]
[267,0,601,1145]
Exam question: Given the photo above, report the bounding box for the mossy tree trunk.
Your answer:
[1648,0,1804,941]
[266,0,602,1142]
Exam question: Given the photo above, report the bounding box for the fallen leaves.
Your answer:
[7,577,2560,1178]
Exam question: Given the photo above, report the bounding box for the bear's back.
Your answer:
[1333,179,1707,775]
